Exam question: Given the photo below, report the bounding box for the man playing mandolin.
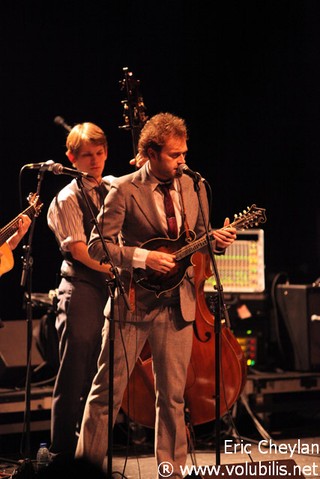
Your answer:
[76,112,237,478]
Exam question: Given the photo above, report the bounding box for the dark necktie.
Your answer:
[158,183,178,238]
[95,184,108,208]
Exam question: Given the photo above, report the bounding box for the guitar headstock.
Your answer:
[231,204,267,230]
[27,192,43,217]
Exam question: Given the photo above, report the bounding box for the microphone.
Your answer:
[54,116,72,132]
[178,164,203,182]
[23,160,88,178]
[23,160,56,171]
[51,163,89,178]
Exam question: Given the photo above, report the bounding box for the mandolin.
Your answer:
[133,204,267,296]
[0,193,43,275]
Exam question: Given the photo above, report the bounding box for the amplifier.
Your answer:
[276,284,320,371]
[204,291,270,369]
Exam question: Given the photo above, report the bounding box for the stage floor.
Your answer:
[1,370,320,477]
[1,436,319,478]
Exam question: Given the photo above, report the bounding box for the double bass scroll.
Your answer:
[119,66,148,158]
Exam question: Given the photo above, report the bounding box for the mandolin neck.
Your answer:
[174,205,267,262]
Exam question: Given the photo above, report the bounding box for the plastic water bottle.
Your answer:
[36,442,51,472]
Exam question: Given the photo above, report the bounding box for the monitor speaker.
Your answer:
[275,284,320,371]
[0,319,44,387]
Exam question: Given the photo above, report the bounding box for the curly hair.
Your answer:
[66,122,108,157]
[138,113,188,158]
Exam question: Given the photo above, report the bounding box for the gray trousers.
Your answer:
[51,277,107,457]
[76,302,193,479]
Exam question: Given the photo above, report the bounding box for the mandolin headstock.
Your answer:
[231,204,267,230]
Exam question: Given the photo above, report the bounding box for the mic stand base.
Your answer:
[11,458,36,479]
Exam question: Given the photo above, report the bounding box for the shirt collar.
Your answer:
[80,177,103,192]
[146,164,178,191]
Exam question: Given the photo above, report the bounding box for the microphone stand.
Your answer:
[191,175,229,466]
[17,170,45,477]
[75,178,131,479]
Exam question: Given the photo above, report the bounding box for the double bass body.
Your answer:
[121,251,247,429]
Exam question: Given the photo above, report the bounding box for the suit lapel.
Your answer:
[131,166,166,235]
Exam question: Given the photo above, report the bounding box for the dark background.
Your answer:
[1,0,319,321]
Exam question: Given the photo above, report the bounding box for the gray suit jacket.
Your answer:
[88,163,215,323]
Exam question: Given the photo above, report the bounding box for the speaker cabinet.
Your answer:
[276,284,320,371]
[0,319,44,387]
